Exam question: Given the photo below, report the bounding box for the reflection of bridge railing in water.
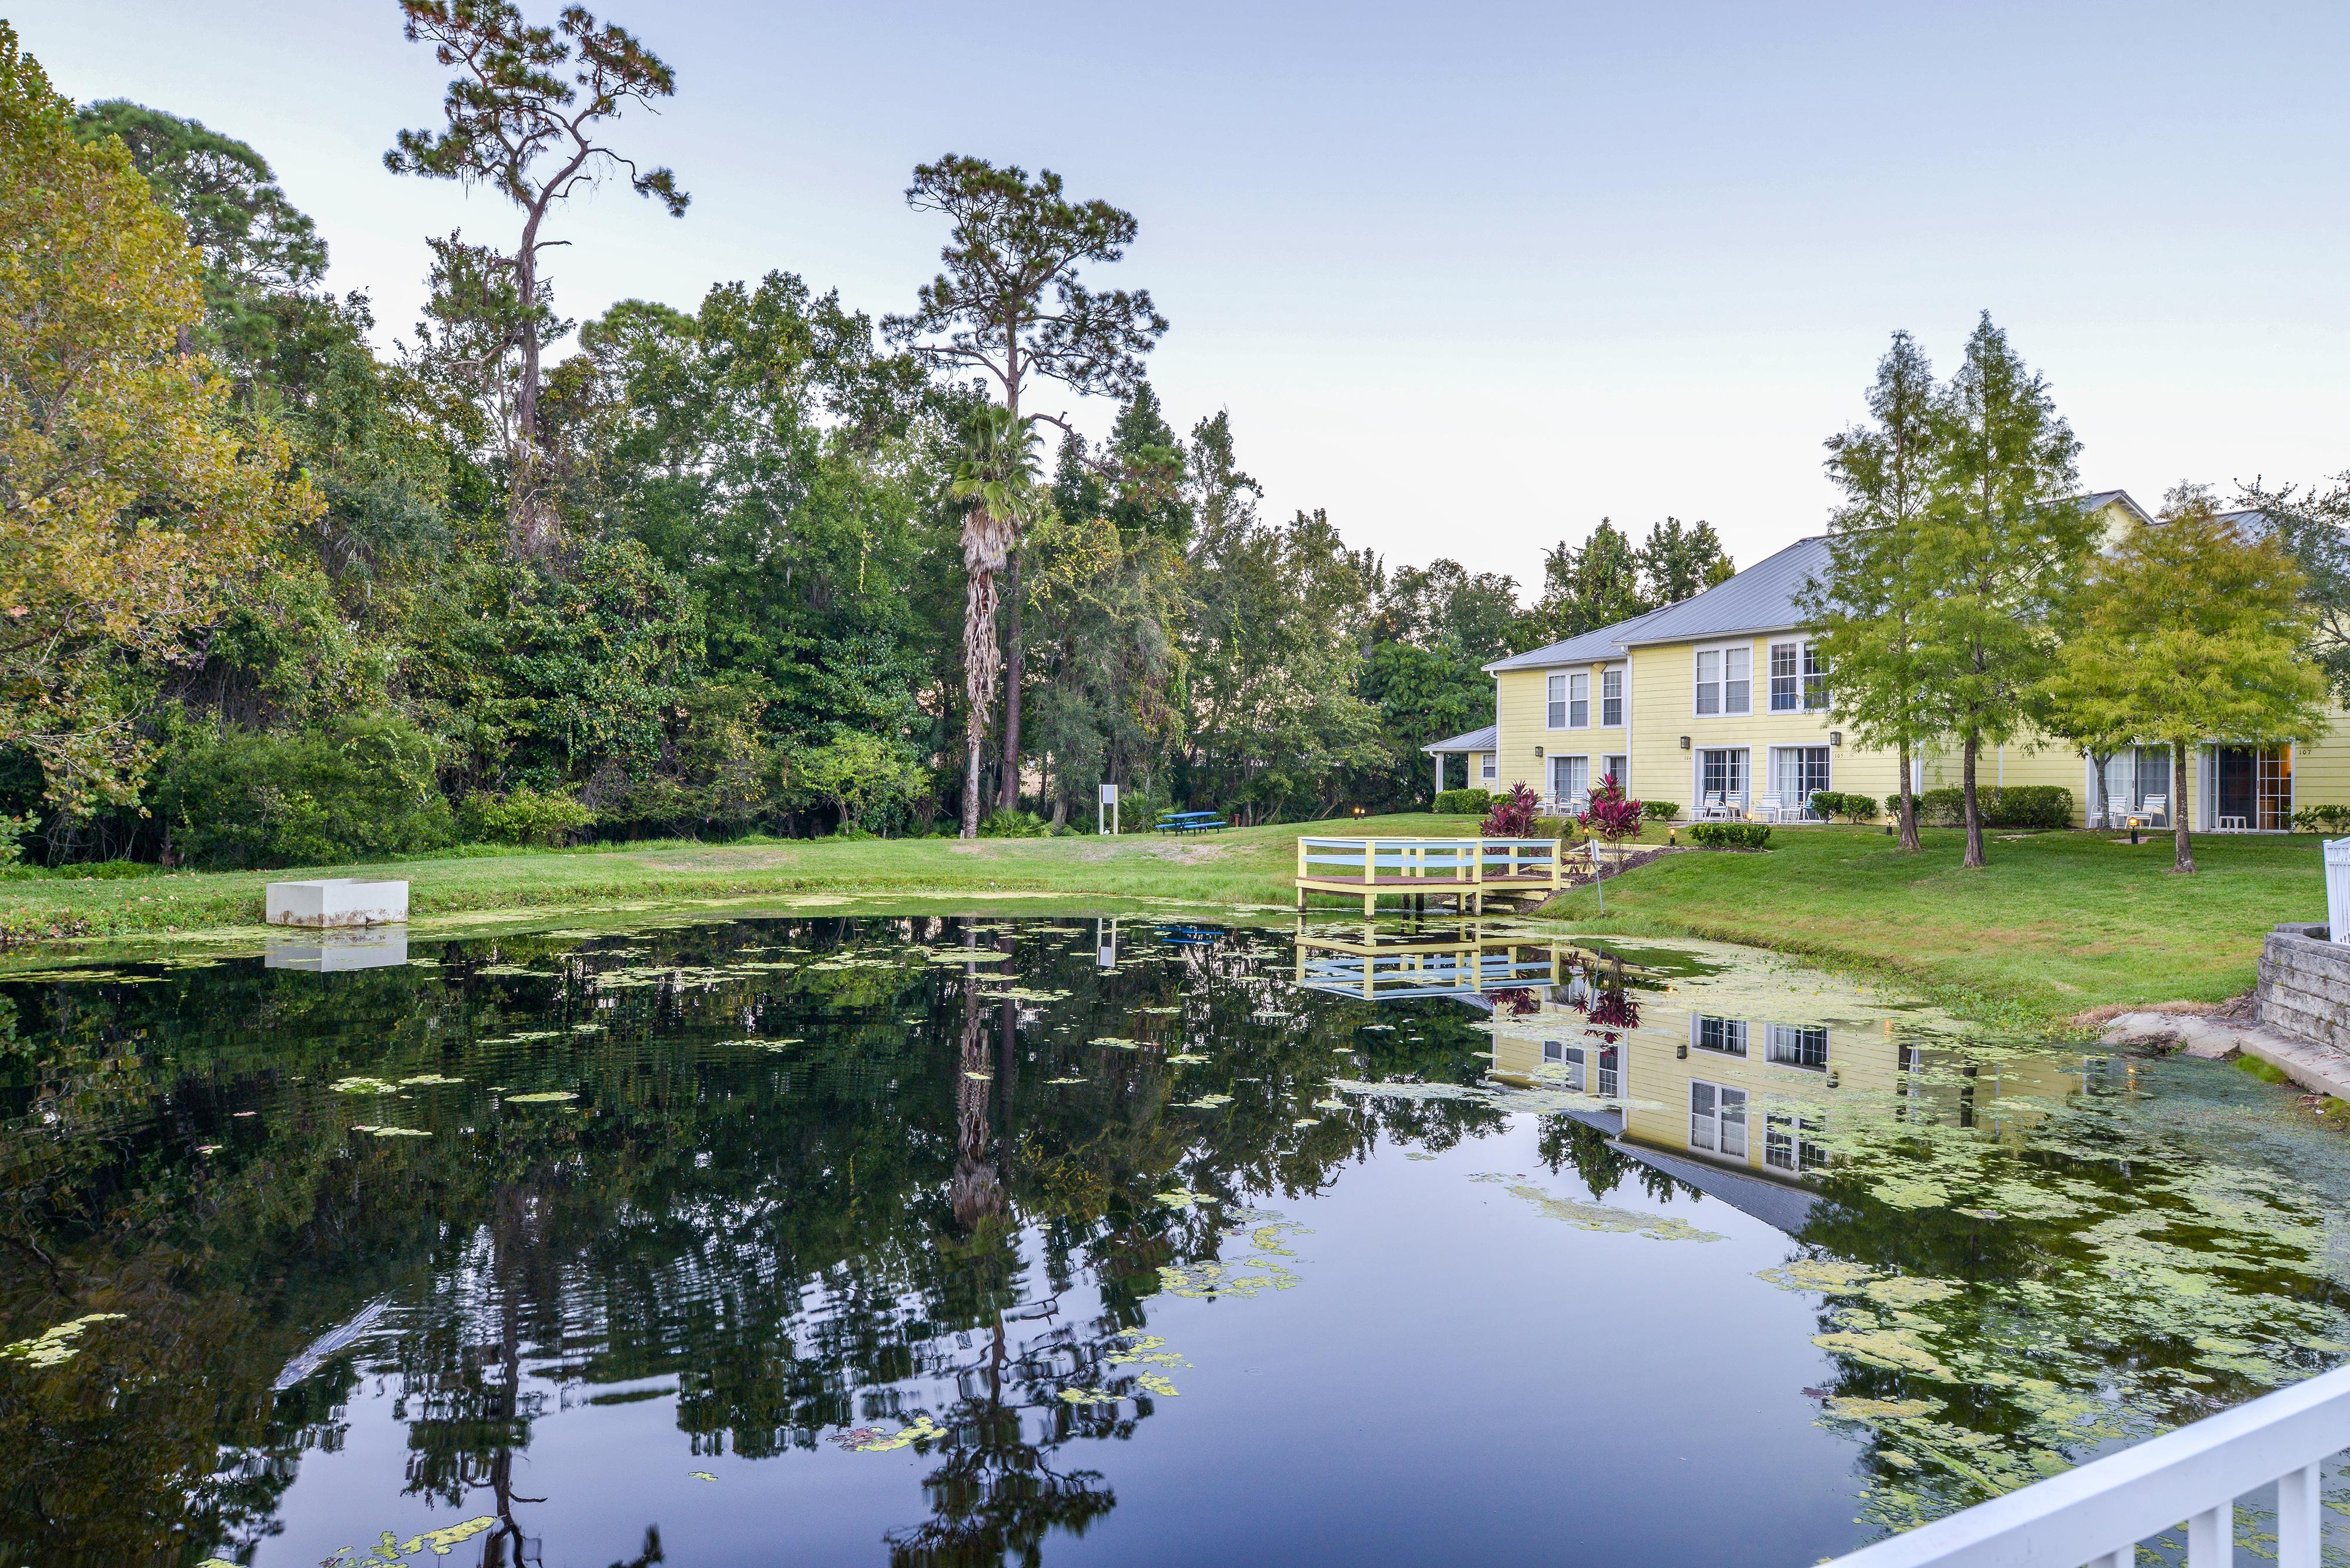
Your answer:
[1292,921,1598,1001]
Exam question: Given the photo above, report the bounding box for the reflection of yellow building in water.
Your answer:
[1293,920,2087,1220]
[1474,942,2086,1211]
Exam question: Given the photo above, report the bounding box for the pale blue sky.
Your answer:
[15,1,2346,580]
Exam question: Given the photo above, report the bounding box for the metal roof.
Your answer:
[2077,489,2154,526]
[1483,606,1668,673]
[1422,723,1498,754]
[1615,537,1831,647]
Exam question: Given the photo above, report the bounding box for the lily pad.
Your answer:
[503,1091,577,1104]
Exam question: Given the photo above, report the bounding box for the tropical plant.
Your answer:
[886,154,1165,812]
[1641,800,1681,822]
[1578,772,1644,911]
[948,404,1045,835]
[1479,783,1540,838]
[1688,821,1771,850]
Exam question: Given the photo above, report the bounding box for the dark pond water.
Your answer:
[4,915,2349,1568]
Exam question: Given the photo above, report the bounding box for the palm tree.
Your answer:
[948,405,1043,837]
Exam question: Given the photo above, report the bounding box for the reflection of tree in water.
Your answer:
[0,915,1511,1564]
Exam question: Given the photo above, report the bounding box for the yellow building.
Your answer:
[1460,491,2339,830]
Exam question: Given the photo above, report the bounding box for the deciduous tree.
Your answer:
[1915,313,2096,868]
[2045,485,2326,874]
[1800,330,1940,850]
[0,25,318,814]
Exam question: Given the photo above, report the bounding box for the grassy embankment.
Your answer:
[2,817,2324,1030]
[1551,824,2323,1030]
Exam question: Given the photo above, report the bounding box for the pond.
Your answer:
[3,914,2348,1567]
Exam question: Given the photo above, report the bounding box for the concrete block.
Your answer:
[264,878,408,928]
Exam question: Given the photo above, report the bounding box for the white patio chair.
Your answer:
[1698,792,1726,820]
[2139,794,2167,827]
[1756,793,1787,822]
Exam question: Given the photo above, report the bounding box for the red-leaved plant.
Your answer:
[1479,783,1540,838]
[1578,773,1644,911]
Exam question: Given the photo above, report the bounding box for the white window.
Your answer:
[1766,1023,1828,1069]
[1770,746,1832,811]
[1765,1114,1829,1172]
[1567,671,1590,727]
[1600,668,1623,727]
[1598,1044,1620,1097]
[1769,641,1801,712]
[1771,641,1829,713]
[1692,1015,1747,1056]
[1695,644,1750,716]
[1603,754,1628,791]
[1542,1041,1587,1090]
[1699,747,1748,808]
[1479,753,1497,782]
[1546,673,1568,728]
[1550,754,1589,806]
[1690,1081,1748,1157]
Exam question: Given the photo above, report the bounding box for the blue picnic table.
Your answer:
[1154,810,1228,834]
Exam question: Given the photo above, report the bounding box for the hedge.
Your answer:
[1806,790,1877,824]
[1688,821,1772,850]
[1882,785,2073,830]
[1641,800,1681,822]
[1434,788,1494,815]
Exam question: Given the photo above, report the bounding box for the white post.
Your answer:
[2326,838,2350,942]
[1433,752,1444,798]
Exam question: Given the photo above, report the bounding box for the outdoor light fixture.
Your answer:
[1534,745,1544,758]
[1676,1043,1688,1060]
[1679,736,1691,750]
[1830,731,1842,747]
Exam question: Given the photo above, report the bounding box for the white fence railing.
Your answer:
[1821,1361,2350,1567]
[1293,837,1567,882]
[2324,837,2350,944]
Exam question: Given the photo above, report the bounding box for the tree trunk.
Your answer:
[2171,738,2196,874]
[998,546,1025,812]
[960,556,1000,839]
[2089,750,2112,832]
[1898,748,1920,853]
[1960,734,1986,868]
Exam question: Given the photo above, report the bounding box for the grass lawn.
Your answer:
[3,817,2325,1032]
[0,814,1485,950]
[1553,824,2326,1029]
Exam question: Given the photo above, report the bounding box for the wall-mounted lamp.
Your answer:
[1826,1068,1840,1089]
[1679,736,1691,751]
[1675,1043,1688,1060]
[1533,745,1544,758]
[1829,731,1843,747]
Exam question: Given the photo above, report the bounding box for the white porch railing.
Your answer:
[1820,1361,2350,1567]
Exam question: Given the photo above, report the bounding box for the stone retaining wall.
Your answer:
[2255,922,2350,1053]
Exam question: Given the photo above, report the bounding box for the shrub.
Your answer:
[0,810,32,868]
[459,786,595,847]
[978,807,1049,838]
[1688,821,1772,850]
[1534,815,1583,843]
[1480,783,1540,838]
[1985,785,2071,830]
[2294,804,2350,835]
[1641,800,1681,822]
[152,715,455,869]
[1434,787,1494,816]
[1878,786,2073,828]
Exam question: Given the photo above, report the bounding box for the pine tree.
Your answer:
[1915,313,2097,868]
[2044,485,2327,874]
[1799,330,1940,850]
[1636,518,1734,606]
